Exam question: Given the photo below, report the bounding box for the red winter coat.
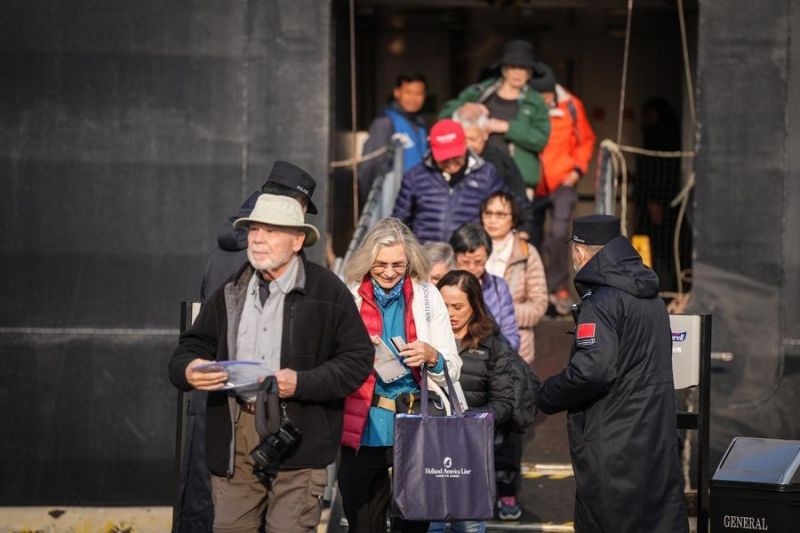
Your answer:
[536,86,597,197]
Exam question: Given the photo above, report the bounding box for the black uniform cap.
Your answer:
[571,214,621,245]
[265,161,319,214]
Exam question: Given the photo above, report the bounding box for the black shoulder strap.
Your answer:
[567,100,580,143]
[254,377,281,439]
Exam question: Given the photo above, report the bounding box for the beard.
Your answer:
[247,246,294,274]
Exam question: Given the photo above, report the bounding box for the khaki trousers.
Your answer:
[211,410,327,533]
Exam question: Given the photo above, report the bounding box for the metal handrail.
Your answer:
[334,138,405,278]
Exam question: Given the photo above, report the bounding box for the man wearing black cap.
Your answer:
[439,40,551,199]
[535,215,688,532]
[200,161,319,302]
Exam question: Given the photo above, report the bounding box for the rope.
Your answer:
[616,145,694,158]
[601,138,697,297]
[329,145,389,168]
[602,1,698,300]
[672,171,695,295]
[616,0,634,144]
[599,140,629,236]
[677,0,697,132]
[349,0,358,226]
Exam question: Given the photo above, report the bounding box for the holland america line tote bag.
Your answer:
[392,361,495,521]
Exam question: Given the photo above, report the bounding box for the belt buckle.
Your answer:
[376,396,396,412]
[238,399,257,415]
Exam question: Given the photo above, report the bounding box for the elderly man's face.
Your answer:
[247,222,304,278]
[393,81,426,114]
[436,155,467,175]
[464,127,487,155]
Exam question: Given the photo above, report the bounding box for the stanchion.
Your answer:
[173,301,201,529]
[671,313,711,533]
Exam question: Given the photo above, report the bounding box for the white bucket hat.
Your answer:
[233,194,320,247]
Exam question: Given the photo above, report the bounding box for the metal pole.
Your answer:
[697,314,712,533]
[348,0,359,225]
[616,0,634,145]
[381,139,404,218]
[173,301,195,526]
[595,146,616,215]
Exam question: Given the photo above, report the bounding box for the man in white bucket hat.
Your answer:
[169,193,373,532]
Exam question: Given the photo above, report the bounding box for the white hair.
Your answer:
[423,241,456,270]
[453,105,489,131]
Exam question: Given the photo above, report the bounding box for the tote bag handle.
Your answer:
[420,359,463,418]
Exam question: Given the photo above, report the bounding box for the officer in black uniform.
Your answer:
[535,214,688,533]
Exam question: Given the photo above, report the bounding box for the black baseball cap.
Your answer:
[571,215,621,245]
[264,161,319,214]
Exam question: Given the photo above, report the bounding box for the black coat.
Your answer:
[199,190,258,302]
[535,236,688,533]
[458,334,515,426]
[169,258,373,475]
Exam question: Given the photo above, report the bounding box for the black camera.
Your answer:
[250,416,302,483]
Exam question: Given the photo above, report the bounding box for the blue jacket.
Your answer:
[482,273,521,352]
[391,152,505,244]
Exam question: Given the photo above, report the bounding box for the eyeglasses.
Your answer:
[482,210,512,220]
[371,262,408,274]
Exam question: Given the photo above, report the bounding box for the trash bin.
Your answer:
[710,437,800,532]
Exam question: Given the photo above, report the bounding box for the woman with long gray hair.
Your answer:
[338,217,462,533]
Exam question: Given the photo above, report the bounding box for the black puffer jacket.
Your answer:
[199,190,259,302]
[457,334,515,427]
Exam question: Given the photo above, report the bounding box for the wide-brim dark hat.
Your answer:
[264,161,319,214]
[501,40,537,69]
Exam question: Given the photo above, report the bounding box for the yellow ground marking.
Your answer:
[520,462,574,480]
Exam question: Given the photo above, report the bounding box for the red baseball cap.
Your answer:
[429,119,467,162]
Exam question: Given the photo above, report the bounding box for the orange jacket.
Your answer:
[536,86,596,197]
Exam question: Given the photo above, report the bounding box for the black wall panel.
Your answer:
[693,0,800,469]
[0,334,176,504]
[0,0,331,504]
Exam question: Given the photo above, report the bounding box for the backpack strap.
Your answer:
[567,100,580,144]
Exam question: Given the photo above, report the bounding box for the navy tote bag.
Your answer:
[392,362,495,521]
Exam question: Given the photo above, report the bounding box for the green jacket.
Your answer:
[440,78,551,187]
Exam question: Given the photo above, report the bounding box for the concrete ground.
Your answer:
[0,318,699,533]
[0,507,172,533]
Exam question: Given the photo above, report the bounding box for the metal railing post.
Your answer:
[697,314,711,533]
[595,145,616,215]
[173,302,197,529]
[381,138,404,219]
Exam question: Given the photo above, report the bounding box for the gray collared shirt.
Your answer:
[235,255,300,399]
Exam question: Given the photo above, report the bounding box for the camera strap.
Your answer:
[254,376,281,440]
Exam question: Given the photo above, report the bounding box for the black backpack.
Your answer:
[507,352,539,432]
